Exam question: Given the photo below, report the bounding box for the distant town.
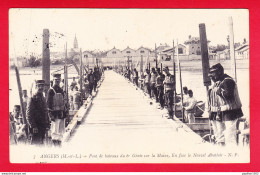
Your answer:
[9,34,249,68]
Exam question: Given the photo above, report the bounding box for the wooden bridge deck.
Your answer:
[64,70,216,162]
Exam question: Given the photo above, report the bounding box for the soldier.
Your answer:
[182,90,197,124]
[73,86,81,110]
[208,63,243,146]
[88,69,95,95]
[156,68,165,109]
[93,67,99,92]
[132,68,139,87]
[22,90,29,112]
[47,74,66,146]
[163,67,175,119]
[150,68,158,101]
[69,85,74,110]
[27,80,50,145]
[144,69,151,97]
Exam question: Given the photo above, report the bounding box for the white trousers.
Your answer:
[51,119,65,141]
[211,119,238,146]
[185,111,195,124]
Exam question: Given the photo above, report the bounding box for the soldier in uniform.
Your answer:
[47,74,66,146]
[163,67,175,119]
[156,68,165,109]
[208,63,243,146]
[88,69,95,95]
[27,80,50,145]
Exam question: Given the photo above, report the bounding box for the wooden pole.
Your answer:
[15,66,28,138]
[228,17,237,82]
[64,43,68,104]
[80,49,83,95]
[199,23,212,142]
[176,39,185,122]
[173,40,177,117]
[155,43,158,69]
[42,29,50,94]
[199,23,211,87]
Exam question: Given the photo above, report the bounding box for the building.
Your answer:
[103,47,123,66]
[9,57,28,68]
[216,49,230,60]
[136,46,151,57]
[83,51,96,65]
[235,43,249,59]
[184,35,210,56]
[158,44,187,61]
[106,47,123,58]
[121,46,137,58]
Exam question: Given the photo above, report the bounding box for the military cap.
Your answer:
[163,67,169,71]
[188,90,193,94]
[209,63,224,73]
[183,86,188,91]
[53,74,61,79]
[36,80,45,85]
[14,105,21,109]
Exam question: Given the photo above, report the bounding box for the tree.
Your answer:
[28,56,41,67]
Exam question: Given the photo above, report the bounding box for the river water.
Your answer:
[9,62,249,119]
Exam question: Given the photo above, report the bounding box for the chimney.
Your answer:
[189,35,191,39]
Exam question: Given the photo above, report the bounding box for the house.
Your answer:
[235,43,249,60]
[216,49,230,60]
[121,46,137,58]
[121,46,137,63]
[136,46,151,57]
[83,51,96,65]
[158,44,187,61]
[9,57,29,68]
[184,35,210,55]
[106,47,123,58]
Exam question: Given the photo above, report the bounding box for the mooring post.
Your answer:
[42,29,50,94]
[199,23,212,142]
[172,40,177,117]
[228,17,237,82]
[15,66,27,137]
[155,43,158,69]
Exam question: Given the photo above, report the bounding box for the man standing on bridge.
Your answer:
[208,63,243,146]
[156,68,165,109]
[150,68,158,101]
[27,80,50,145]
[163,67,175,119]
[47,74,66,147]
[88,69,95,96]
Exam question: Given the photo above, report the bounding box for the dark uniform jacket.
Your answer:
[209,74,243,121]
[47,85,65,119]
[88,73,95,84]
[26,92,50,129]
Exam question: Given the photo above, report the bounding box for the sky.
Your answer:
[9,9,249,57]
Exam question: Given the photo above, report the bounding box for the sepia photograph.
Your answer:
[9,8,249,163]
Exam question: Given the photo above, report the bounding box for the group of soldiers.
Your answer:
[123,66,177,119]
[9,66,103,147]
[122,66,197,122]
[121,63,247,146]
[68,67,102,110]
